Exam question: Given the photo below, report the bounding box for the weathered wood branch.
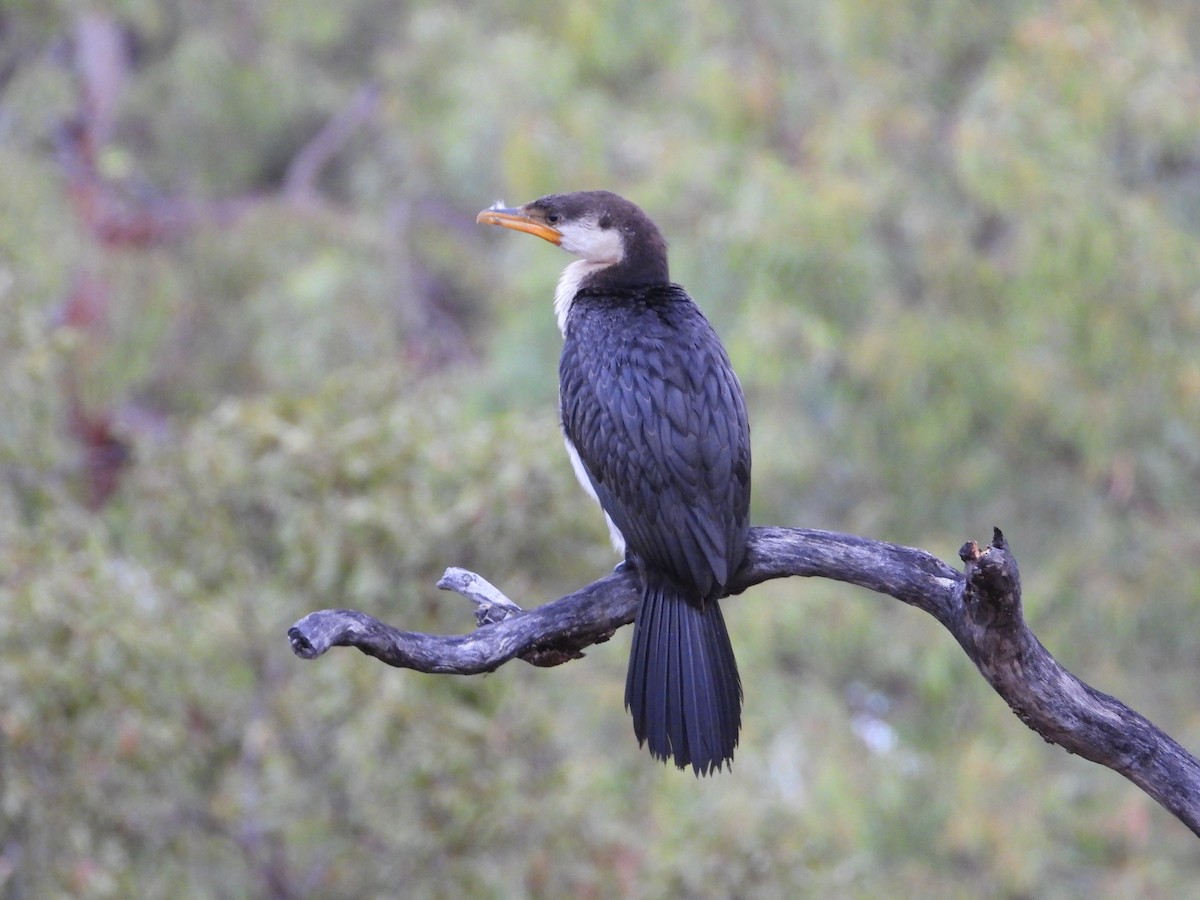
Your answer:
[287,525,1200,838]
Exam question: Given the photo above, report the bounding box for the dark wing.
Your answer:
[560,286,751,601]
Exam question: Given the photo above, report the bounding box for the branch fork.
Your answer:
[287,525,1200,838]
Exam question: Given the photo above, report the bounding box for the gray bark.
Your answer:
[287,525,1200,838]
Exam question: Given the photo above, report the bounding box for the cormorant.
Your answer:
[477,191,751,775]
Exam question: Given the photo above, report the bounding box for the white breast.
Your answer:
[562,434,626,556]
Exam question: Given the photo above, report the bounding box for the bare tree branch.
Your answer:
[287,525,1200,838]
[283,83,380,205]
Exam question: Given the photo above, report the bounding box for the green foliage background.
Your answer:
[3,0,1200,895]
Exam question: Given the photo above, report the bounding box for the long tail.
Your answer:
[624,578,742,775]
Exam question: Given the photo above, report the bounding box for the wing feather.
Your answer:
[559,285,751,601]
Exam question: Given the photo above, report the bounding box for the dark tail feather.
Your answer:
[624,579,742,776]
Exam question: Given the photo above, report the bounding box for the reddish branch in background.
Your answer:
[54,274,132,510]
[66,383,132,511]
[53,13,382,509]
[54,14,160,509]
[60,13,193,249]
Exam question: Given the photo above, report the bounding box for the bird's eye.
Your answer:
[546,213,561,225]
[598,215,612,229]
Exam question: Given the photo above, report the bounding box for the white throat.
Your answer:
[554,259,609,334]
[552,218,625,334]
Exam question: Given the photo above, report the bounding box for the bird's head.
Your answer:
[477,190,669,286]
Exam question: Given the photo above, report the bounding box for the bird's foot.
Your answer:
[613,556,638,576]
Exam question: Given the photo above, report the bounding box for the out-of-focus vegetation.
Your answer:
[2,0,1200,895]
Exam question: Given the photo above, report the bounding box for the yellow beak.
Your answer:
[476,206,562,246]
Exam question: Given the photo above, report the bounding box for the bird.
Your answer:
[477,190,751,775]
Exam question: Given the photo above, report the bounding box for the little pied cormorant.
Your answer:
[477,191,751,775]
